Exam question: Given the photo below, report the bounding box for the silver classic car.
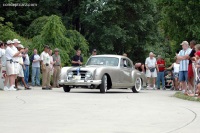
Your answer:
[59,55,147,93]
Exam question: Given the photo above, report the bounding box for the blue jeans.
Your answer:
[157,71,165,88]
[23,65,29,85]
[32,67,40,86]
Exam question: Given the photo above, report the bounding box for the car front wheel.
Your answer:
[100,75,108,93]
[63,85,71,92]
[132,77,142,93]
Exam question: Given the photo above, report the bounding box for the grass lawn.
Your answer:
[174,92,200,102]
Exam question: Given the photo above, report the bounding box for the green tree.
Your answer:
[79,0,162,62]
[0,16,32,47]
[158,0,200,48]
[32,15,89,65]
[25,16,49,38]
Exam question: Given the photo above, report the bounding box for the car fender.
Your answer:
[60,67,72,80]
[94,67,113,80]
[131,70,147,86]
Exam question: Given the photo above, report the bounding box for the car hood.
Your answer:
[67,65,103,73]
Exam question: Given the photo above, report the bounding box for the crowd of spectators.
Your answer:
[0,40,62,90]
[137,40,200,97]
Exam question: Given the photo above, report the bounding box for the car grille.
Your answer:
[72,70,87,80]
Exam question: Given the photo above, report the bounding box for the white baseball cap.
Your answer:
[180,41,189,46]
[13,39,20,43]
[17,44,24,48]
[7,40,14,44]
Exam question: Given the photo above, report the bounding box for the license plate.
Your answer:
[73,76,81,80]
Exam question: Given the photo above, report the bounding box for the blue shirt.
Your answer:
[178,48,192,71]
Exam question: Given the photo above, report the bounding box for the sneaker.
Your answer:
[146,85,151,89]
[153,85,156,90]
[9,86,17,91]
[3,86,9,91]
[182,90,186,94]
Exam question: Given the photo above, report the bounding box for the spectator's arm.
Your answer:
[176,54,190,60]
[145,64,148,70]
[72,60,78,64]
[156,64,159,72]
[145,58,148,70]
[13,49,23,57]
[166,63,174,70]
[141,65,145,73]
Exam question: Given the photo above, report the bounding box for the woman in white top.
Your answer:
[5,40,24,91]
[166,58,180,90]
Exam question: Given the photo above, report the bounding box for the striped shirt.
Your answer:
[178,48,192,71]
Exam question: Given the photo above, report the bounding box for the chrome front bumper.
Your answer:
[58,79,102,86]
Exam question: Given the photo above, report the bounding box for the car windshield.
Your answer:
[86,57,119,66]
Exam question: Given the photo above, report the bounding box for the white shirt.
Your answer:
[5,46,15,60]
[0,48,6,66]
[49,56,53,69]
[19,57,23,65]
[40,51,50,64]
[173,63,180,73]
[11,46,19,62]
[32,54,40,68]
[0,48,5,58]
[145,57,157,68]
[24,54,30,65]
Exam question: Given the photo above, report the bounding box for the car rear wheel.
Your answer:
[132,77,142,93]
[63,85,71,92]
[100,75,108,93]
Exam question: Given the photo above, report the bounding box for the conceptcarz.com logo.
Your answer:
[3,3,37,7]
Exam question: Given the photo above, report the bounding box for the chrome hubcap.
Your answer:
[135,78,142,91]
[104,75,107,92]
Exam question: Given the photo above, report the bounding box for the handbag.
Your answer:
[149,67,155,72]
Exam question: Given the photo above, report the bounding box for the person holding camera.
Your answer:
[5,40,24,91]
[40,45,51,90]
[72,49,83,66]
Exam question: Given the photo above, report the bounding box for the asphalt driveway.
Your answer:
[0,88,199,133]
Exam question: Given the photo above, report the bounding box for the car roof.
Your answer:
[91,54,126,58]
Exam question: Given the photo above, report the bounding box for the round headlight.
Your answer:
[85,72,92,78]
[67,72,73,78]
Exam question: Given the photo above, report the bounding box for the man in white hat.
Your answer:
[145,52,159,89]
[5,40,24,91]
[12,39,21,76]
[52,48,61,88]
[176,41,192,94]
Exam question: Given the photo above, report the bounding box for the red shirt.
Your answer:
[157,59,165,72]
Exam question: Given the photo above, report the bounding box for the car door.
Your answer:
[119,58,133,87]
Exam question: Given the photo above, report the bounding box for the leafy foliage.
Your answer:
[79,0,162,62]
[158,0,200,49]
[1,0,199,65]
[32,15,89,66]
[0,17,32,47]
[25,16,49,38]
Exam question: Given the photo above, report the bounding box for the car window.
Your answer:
[87,57,119,66]
[121,58,132,68]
